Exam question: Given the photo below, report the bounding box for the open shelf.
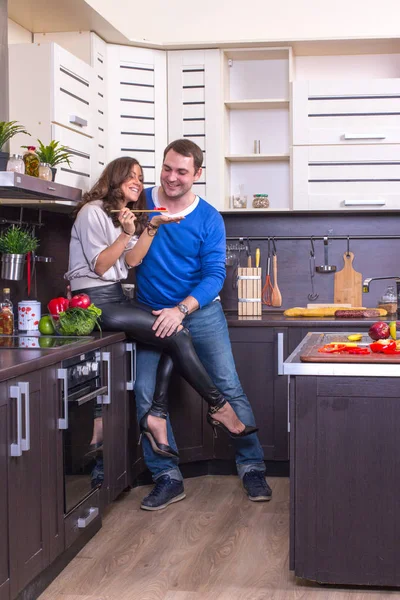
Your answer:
[225,99,289,110]
[226,154,290,163]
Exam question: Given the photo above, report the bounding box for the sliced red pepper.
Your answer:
[382,345,400,355]
[344,347,370,355]
[370,340,396,353]
[318,343,347,353]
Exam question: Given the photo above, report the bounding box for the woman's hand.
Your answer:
[118,208,137,235]
[150,214,185,227]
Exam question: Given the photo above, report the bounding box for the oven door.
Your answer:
[63,384,107,515]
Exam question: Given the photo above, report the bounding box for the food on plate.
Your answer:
[335,309,382,318]
[368,321,390,341]
[347,334,363,341]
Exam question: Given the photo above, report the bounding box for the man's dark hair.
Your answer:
[163,139,203,174]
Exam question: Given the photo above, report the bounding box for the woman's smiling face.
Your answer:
[120,163,144,205]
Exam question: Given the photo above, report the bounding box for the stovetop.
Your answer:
[0,335,94,349]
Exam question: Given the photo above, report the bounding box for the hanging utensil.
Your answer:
[334,237,362,307]
[255,247,260,268]
[308,237,319,301]
[262,239,273,306]
[316,236,336,273]
[246,237,252,267]
[271,238,282,307]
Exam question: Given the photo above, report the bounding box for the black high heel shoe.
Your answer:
[139,413,179,458]
[206,406,258,439]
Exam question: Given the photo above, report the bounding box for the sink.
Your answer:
[0,335,94,349]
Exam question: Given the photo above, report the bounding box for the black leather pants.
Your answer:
[75,284,225,416]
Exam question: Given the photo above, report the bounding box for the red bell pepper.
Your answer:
[48,297,70,316]
[370,340,396,353]
[69,293,91,309]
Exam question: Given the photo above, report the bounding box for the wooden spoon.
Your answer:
[271,254,282,307]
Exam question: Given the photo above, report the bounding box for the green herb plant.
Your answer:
[57,304,102,336]
[0,121,30,152]
[34,140,73,168]
[0,225,39,254]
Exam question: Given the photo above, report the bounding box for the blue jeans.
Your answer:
[134,300,265,482]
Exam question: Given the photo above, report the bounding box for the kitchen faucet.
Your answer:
[362,277,400,319]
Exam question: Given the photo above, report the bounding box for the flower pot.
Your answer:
[0,151,9,171]
[51,167,57,182]
[1,253,26,280]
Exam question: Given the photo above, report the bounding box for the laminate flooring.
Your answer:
[38,476,400,600]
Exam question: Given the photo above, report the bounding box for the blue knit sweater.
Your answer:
[135,187,226,309]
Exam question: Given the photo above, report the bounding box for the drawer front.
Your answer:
[51,124,92,191]
[64,489,100,549]
[292,79,400,145]
[53,45,94,137]
[293,144,400,210]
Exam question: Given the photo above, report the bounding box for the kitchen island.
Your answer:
[284,332,400,587]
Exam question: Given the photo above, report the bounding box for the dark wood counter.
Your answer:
[0,331,126,383]
[225,311,390,327]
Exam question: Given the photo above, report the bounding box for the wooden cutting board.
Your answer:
[300,334,400,364]
[334,252,362,307]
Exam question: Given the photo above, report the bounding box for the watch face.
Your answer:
[179,304,188,314]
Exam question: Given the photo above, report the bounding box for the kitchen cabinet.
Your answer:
[221,47,292,212]
[167,49,223,205]
[8,42,94,191]
[106,45,167,188]
[0,368,61,600]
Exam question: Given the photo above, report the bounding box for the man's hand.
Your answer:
[151,307,185,338]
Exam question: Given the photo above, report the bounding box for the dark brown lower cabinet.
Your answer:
[291,375,400,587]
[0,368,63,600]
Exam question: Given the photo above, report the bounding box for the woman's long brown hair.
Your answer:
[73,156,148,235]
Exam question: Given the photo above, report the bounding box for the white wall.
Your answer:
[85,0,400,46]
[8,19,32,44]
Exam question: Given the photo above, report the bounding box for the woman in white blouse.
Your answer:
[65,157,257,459]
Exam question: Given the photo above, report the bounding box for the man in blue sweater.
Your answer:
[135,139,272,510]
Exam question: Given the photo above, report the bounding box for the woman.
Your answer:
[65,157,257,458]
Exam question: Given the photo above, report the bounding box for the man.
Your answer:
[134,139,272,510]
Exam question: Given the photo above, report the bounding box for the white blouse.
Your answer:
[65,199,137,291]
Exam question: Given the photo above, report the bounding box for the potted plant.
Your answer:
[0,121,30,171]
[35,139,74,181]
[0,225,39,281]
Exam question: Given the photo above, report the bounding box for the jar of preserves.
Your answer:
[6,154,25,174]
[39,162,52,181]
[252,194,269,209]
[23,146,40,177]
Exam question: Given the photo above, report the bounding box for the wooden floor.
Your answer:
[38,476,400,600]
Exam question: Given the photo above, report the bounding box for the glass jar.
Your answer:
[378,285,397,316]
[38,162,52,181]
[6,153,25,174]
[23,146,40,177]
[252,194,269,209]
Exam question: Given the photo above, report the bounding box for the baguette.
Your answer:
[284,306,387,318]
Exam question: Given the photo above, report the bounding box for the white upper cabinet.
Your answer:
[292,79,400,146]
[106,45,167,188]
[167,49,223,207]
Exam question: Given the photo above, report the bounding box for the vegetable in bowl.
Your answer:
[51,304,102,336]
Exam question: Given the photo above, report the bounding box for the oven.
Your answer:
[57,350,108,515]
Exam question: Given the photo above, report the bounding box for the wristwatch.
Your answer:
[177,303,189,316]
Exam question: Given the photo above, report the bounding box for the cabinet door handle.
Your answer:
[77,507,99,528]
[100,352,111,404]
[277,332,284,376]
[344,199,386,206]
[10,385,22,457]
[58,368,68,430]
[343,133,386,140]
[69,115,88,127]
[19,382,30,452]
[126,342,136,390]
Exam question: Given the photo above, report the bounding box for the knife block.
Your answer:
[237,267,262,316]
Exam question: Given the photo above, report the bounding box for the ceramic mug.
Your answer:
[18,301,41,331]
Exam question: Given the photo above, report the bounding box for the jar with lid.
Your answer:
[6,154,25,174]
[23,146,40,177]
[39,162,52,181]
[252,194,269,209]
[378,285,397,316]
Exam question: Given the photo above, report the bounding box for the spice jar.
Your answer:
[23,146,40,177]
[6,154,25,174]
[39,162,52,181]
[252,194,269,209]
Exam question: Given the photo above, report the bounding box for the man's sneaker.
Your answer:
[140,475,186,511]
[242,470,272,502]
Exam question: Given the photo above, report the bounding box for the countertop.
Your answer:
[284,331,400,377]
[0,331,125,383]
[224,311,393,327]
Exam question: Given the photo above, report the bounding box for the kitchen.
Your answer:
[1,1,400,598]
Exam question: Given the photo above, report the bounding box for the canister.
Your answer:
[18,300,41,331]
